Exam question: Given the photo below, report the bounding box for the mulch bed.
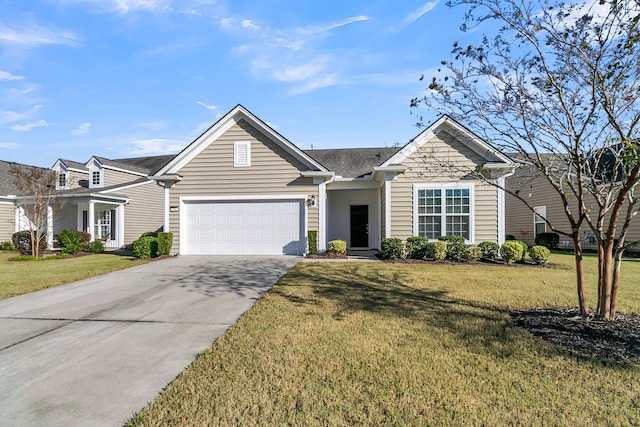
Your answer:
[512,307,640,365]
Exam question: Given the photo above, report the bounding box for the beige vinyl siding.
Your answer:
[67,171,88,189]
[169,119,319,254]
[505,165,573,247]
[122,181,164,246]
[390,130,499,242]
[104,169,145,187]
[0,203,14,242]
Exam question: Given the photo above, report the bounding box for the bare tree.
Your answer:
[413,0,640,319]
[9,163,58,258]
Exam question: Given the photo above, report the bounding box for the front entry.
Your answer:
[350,205,369,247]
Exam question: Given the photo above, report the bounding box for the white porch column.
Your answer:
[497,176,506,245]
[384,174,393,238]
[88,201,95,242]
[163,184,171,232]
[318,181,327,252]
[46,205,54,249]
[117,204,125,248]
[14,206,21,232]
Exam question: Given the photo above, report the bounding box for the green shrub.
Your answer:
[133,236,159,259]
[505,234,516,241]
[87,240,105,254]
[1,241,13,251]
[428,241,447,260]
[406,236,429,259]
[381,238,403,259]
[535,232,559,249]
[438,235,466,261]
[500,241,524,264]
[463,244,482,262]
[478,241,500,260]
[529,245,551,265]
[157,232,174,256]
[514,240,528,262]
[307,230,318,255]
[58,229,83,255]
[141,231,159,238]
[327,239,347,255]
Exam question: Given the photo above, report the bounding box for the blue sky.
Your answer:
[0,0,475,167]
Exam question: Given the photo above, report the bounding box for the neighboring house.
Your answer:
[149,105,515,255]
[0,160,49,243]
[48,155,173,249]
[505,161,640,250]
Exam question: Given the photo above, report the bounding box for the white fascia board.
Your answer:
[57,193,129,203]
[157,105,329,176]
[326,180,381,190]
[85,156,101,169]
[300,171,335,178]
[483,162,518,169]
[382,115,512,167]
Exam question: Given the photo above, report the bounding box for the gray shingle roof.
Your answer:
[0,160,49,196]
[112,155,176,175]
[58,159,88,171]
[304,148,399,178]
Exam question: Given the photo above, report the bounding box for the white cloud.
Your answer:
[404,1,440,27]
[9,120,48,132]
[0,71,24,81]
[300,15,370,34]
[242,19,261,31]
[196,101,218,110]
[56,0,172,14]
[71,122,91,136]
[289,74,338,95]
[0,22,78,48]
[129,138,186,155]
[0,105,43,126]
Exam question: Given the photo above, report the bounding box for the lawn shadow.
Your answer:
[276,263,635,369]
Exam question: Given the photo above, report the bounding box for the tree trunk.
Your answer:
[572,235,588,315]
[610,249,623,319]
[597,239,614,320]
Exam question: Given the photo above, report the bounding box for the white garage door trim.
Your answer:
[179,195,308,255]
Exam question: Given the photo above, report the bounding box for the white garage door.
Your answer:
[182,200,305,255]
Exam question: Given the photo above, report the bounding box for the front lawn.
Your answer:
[129,253,640,426]
[0,251,152,300]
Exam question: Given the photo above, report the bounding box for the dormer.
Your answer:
[87,157,104,188]
[53,162,69,190]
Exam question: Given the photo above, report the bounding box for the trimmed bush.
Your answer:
[438,235,466,261]
[307,230,318,255]
[141,231,159,238]
[133,236,159,259]
[478,241,500,260]
[529,245,551,265]
[535,232,559,249]
[157,232,174,256]
[327,239,347,255]
[500,241,524,264]
[406,236,429,259]
[87,240,105,254]
[381,238,403,259]
[428,240,447,260]
[1,241,13,251]
[514,240,528,262]
[12,230,46,255]
[463,244,482,262]
[58,229,83,255]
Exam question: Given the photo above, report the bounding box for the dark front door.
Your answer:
[350,205,369,247]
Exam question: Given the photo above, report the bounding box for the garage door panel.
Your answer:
[183,200,305,255]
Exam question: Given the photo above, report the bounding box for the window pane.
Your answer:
[446,216,469,240]
[419,216,441,240]
[446,188,469,214]
[418,189,441,214]
[535,222,546,236]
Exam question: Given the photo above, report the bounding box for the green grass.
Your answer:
[0,250,152,300]
[129,252,640,426]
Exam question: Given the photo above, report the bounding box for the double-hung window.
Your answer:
[534,206,546,237]
[415,184,473,241]
[57,172,67,189]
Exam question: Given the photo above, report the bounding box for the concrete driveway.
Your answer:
[0,255,299,427]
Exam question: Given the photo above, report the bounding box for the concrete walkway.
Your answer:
[0,255,299,427]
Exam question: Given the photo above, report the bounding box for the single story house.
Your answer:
[3,104,516,255]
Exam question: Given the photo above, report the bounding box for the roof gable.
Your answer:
[155,104,328,176]
[381,115,513,167]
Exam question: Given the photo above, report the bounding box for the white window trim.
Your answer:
[533,206,547,237]
[413,182,475,243]
[234,141,251,167]
[56,170,68,190]
[89,169,103,188]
